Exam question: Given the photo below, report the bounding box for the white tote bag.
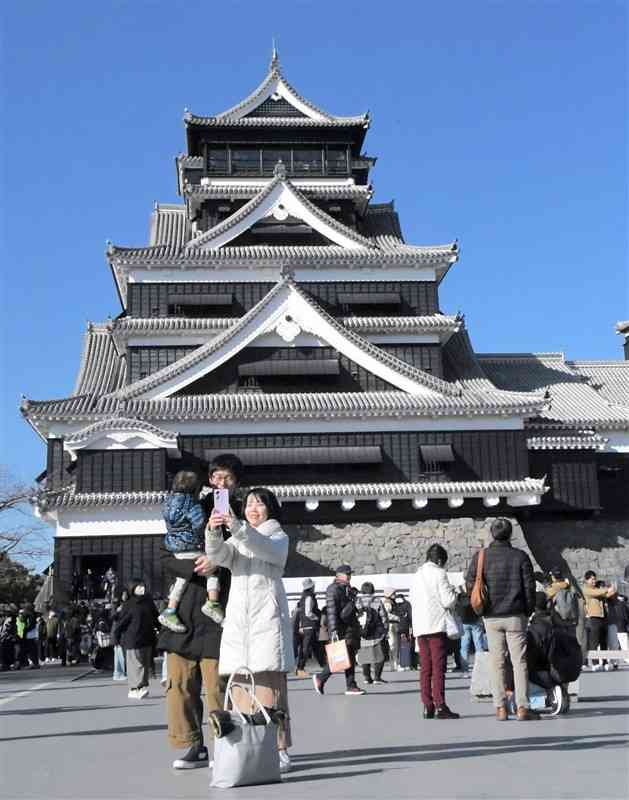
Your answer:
[210,667,281,789]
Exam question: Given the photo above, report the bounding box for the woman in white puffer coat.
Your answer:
[409,543,460,720]
[203,487,295,772]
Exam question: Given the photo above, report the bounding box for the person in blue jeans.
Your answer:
[457,590,485,675]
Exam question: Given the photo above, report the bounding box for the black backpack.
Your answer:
[549,626,582,684]
[359,607,379,639]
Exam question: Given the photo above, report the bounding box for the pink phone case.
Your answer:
[213,488,230,514]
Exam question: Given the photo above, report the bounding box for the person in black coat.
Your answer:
[159,545,229,770]
[465,518,538,721]
[312,565,364,696]
[116,578,159,699]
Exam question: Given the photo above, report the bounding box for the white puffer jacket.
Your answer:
[205,518,295,675]
[409,561,457,636]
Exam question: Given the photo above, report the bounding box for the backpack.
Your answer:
[553,587,579,624]
[359,607,379,640]
[549,627,582,684]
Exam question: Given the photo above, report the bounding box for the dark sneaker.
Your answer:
[172,744,209,770]
[159,610,187,634]
[364,678,373,685]
[345,686,366,696]
[423,707,435,719]
[436,705,460,719]
[312,674,324,696]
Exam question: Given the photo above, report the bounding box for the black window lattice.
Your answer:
[244,97,308,118]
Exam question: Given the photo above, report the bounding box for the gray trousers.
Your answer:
[126,647,152,689]
[484,615,529,710]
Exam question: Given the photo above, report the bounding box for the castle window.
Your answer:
[419,444,455,475]
[207,147,228,173]
[262,149,292,174]
[232,148,262,176]
[326,146,348,175]
[293,148,323,175]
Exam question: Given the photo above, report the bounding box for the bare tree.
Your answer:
[0,467,53,566]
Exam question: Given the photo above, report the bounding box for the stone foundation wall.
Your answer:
[285,517,629,583]
[284,517,535,577]
[523,518,629,583]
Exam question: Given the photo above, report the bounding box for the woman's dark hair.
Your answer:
[426,543,448,567]
[243,487,282,523]
[584,570,597,581]
[360,582,375,595]
[126,577,145,597]
[209,454,244,482]
[172,470,200,494]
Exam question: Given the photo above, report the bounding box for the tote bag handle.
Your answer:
[224,666,271,725]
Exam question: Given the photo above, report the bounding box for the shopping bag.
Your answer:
[210,666,280,789]
[445,611,463,640]
[399,636,412,668]
[325,639,351,672]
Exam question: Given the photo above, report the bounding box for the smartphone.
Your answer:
[213,488,230,515]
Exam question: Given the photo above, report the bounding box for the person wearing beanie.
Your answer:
[312,565,364,696]
[465,518,538,721]
[294,578,321,678]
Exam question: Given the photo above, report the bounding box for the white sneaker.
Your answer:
[279,750,291,773]
[137,687,149,699]
[604,664,612,672]
[128,689,139,699]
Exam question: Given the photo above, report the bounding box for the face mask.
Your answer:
[134,585,146,596]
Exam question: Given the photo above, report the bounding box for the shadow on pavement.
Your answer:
[293,732,629,769]
[0,703,157,716]
[283,768,384,783]
[1,723,167,742]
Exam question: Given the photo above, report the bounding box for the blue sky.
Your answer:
[1,1,627,565]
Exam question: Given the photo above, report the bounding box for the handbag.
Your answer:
[470,549,490,616]
[210,666,281,789]
[445,610,463,640]
[95,630,112,649]
[324,638,351,673]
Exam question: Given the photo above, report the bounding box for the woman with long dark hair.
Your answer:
[199,487,295,772]
[410,543,460,720]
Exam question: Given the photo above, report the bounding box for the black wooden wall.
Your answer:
[128,345,196,384]
[76,450,168,493]
[176,429,529,485]
[46,439,72,490]
[175,344,442,395]
[55,535,166,598]
[127,281,439,318]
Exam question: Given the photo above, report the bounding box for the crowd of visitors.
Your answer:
[4,448,628,785]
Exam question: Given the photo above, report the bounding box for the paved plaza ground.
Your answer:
[1,662,627,800]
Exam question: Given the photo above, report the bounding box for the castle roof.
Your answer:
[184,53,369,131]
[40,476,547,511]
[478,353,629,430]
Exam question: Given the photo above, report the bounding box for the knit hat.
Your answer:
[302,578,315,590]
[336,564,352,576]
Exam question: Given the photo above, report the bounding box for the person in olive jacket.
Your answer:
[116,578,159,700]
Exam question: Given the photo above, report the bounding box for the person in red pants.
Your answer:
[410,544,460,719]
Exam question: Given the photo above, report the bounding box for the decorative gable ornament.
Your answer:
[64,418,181,459]
[275,315,302,343]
